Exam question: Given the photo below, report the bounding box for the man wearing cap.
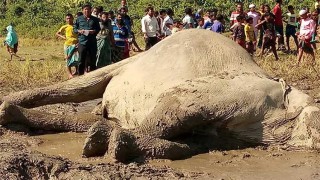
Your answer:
[247,4,261,49]
[296,9,316,65]
[273,0,285,51]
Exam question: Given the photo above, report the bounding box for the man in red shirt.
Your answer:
[273,0,286,50]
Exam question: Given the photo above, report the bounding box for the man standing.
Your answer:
[163,8,174,37]
[273,0,285,50]
[141,6,160,50]
[230,3,247,29]
[73,4,101,75]
[247,4,260,50]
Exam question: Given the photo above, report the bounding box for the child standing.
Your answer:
[172,19,182,34]
[210,14,224,33]
[56,14,79,78]
[233,15,246,49]
[284,5,299,53]
[196,18,204,29]
[245,17,256,55]
[296,9,316,65]
[255,12,279,60]
[113,19,129,62]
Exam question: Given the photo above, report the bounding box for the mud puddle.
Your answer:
[32,132,114,165]
[150,148,320,179]
[33,132,85,160]
[33,133,320,180]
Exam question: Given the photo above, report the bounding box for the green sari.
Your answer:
[96,21,113,68]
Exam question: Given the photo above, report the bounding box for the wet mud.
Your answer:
[1,99,320,179]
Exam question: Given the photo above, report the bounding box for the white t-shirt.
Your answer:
[182,15,194,29]
[141,15,159,37]
[286,13,297,26]
[163,16,173,36]
[247,11,260,27]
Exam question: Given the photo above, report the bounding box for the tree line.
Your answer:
[0,0,315,38]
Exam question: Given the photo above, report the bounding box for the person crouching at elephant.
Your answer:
[96,12,115,68]
[113,19,129,62]
[4,24,21,61]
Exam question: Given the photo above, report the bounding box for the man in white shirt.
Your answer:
[182,7,194,29]
[247,4,260,40]
[141,6,160,50]
[162,8,174,37]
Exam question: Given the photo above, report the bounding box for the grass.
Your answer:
[0,36,319,98]
[256,50,320,82]
[0,38,67,96]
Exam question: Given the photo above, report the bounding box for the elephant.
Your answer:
[1,29,320,162]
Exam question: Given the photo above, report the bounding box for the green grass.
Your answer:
[0,38,67,96]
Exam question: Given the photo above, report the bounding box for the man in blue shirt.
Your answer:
[73,4,101,75]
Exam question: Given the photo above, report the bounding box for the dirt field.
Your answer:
[1,39,320,179]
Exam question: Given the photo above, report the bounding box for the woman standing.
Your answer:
[4,24,20,60]
[96,12,114,68]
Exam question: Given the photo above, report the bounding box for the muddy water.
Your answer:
[33,132,114,164]
[34,133,320,180]
[33,132,86,161]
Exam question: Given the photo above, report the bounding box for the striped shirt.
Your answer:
[113,26,128,47]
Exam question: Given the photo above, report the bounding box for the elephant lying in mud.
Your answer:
[1,29,320,162]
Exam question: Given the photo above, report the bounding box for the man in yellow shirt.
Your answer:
[56,13,79,78]
[245,16,256,55]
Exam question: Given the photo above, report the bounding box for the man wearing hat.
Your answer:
[296,9,316,65]
[247,4,261,49]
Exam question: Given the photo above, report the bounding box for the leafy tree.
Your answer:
[0,0,316,38]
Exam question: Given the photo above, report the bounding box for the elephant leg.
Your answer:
[289,106,320,149]
[107,128,194,162]
[82,120,117,158]
[1,60,130,108]
[0,101,102,132]
[82,123,194,162]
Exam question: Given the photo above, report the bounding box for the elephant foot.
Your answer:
[82,120,116,157]
[107,128,140,162]
[0,101,21,125]
[107,128,193,162]
[82,122,194,162]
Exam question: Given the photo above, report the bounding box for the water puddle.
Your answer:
[33,132,320,179]
[150,148,320,179]
[33,132,114,164]
[34,132,86,161]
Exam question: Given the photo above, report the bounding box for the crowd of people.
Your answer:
[3,0,320,78]
[227,0,319,64]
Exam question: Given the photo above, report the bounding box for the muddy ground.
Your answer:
[0,98,319,180]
